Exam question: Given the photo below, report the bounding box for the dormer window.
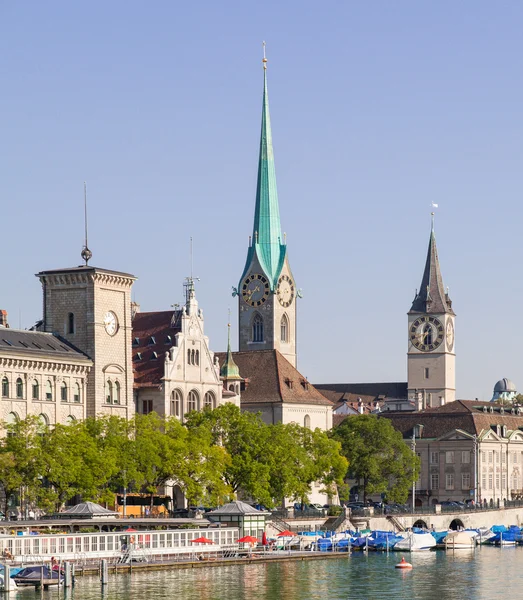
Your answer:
[165,335,172,345]
[148,337,156,346]
[285,378,293,389]
[133,337,140,346]
[301,381,309,390]
[134,352,142,361]
[151,352,158,360]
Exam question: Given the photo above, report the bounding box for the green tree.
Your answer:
[331,414,420,503]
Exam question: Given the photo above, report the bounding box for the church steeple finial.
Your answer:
[220,313,241,380]
[409,215,454,316]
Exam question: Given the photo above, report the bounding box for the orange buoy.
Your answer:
[395,557,413,569]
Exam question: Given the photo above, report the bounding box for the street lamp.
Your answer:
[411,432,416,514]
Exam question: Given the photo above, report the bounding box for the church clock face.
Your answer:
[409,316,444,352]
[103,311,118,336]
[277,274,295,307]
[446,319,454,352]
[242,274,270,307]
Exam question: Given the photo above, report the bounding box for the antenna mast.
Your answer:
[81,182,93,266]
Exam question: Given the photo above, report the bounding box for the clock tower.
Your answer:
[234,53,297,367]
[407,218,455,408]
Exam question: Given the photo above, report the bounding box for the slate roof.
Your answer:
[0,328,90,361]
[132,311,182,387]
[314,382,408,402]
[409,229,454,315]
[214,350,332,406]
[382,400,523,439]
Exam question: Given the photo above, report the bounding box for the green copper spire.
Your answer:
[220,322,241,380]
[239,49,286,289]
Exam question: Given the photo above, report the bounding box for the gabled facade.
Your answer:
[132,280,240,418]
[235,57,297,367]
[407,220,455,408]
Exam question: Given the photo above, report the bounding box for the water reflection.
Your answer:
[9,547,523,600]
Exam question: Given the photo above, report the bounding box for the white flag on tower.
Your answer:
[431,202,439,208]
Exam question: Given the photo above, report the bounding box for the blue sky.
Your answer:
[1,1,523,400]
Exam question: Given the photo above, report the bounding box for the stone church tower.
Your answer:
[235,56,297,367]
[407,219,455,408]
[37,263,136,419]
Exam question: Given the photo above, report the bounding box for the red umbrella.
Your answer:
[262,531,268,546]
[125,528,137,532]
[191,537,214,544]
[237,536,258,544]
[277,530,295,537]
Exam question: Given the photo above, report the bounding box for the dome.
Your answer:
[494,378,517,393]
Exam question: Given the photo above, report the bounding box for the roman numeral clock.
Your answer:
[409,316,445,352]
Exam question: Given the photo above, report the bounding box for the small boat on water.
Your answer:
[444,531,475,550]
[12,565,63,588]
[394,532,436,552]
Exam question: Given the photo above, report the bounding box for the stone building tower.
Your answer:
[37,264,136,419]
[235,55,297,367]
[407,218,455,408]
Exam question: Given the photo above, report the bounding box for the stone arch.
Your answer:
[66,415,76,425]
[204,391,215,409]
[187,389,199,412]
[38,413,49,429]
[413,519,428,529]
[431,498,439,505]
[449,518,464,531]
[4,412,19,425]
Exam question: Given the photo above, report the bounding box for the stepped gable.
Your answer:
[215,349,332,406]
[383,400,523,438]
[132,310,181,387]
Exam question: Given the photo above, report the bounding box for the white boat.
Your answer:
[444,531,475,549]
[394,532,436,552]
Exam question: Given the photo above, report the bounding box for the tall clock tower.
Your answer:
[234,55,297,367]
[407,219,455,408]
[37,263,136,419]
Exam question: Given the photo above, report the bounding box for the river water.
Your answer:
[16,547,521,600]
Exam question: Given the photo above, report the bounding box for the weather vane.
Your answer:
[262,41,267,69]
[81,182,93,266]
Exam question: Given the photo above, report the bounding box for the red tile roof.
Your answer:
[132,311,181,388]
[214,349,332,406]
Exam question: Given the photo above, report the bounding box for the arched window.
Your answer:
[106,381,113,404]
[1,377,8,398]
[16,378,23,399]
[280,314,289,343]
[204,391,215,409]
[252,314,264,343]
[187,349,191,364]
[66,415,76,425]
[304,414,311,429]
[38,414,49,429]
[191,349,196,365]
[60,381,68,402]
[229,384,235,392]
[195,350,200,366]
[171,389,182,417]
[73,383,80,403]
[187,390,199,412]
[45,380,53,401]
[114,381,121,404]
[5,412,18,437]
[423,324,433,346]
[67,312,75,334]
[32,380,39,400]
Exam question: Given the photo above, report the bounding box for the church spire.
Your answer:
[241,44,285,288]
[409,219,454,315]
[220,320,241,380]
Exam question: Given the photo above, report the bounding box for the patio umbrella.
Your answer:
[277,530,294,537]
[191,537,214,544]
[237,536,258,544]
[262,532,268,546]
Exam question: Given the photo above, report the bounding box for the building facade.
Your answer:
[384,400,523,506]
[407,220,455,408]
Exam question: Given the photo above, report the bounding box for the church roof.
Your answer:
[0,328,91,362]
[315,382,408,401]
[132,310,181,387]
[215,349,332,406]
[494,378,517,393]
[220,325,241,380]
[409,226,454,315]
[382,400,523,439]
[239,62,286,289]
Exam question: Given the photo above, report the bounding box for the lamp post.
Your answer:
[411,432,416,514]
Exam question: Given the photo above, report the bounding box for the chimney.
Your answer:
[0,310,8,328]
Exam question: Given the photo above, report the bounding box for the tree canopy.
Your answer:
[331,414,420,503]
